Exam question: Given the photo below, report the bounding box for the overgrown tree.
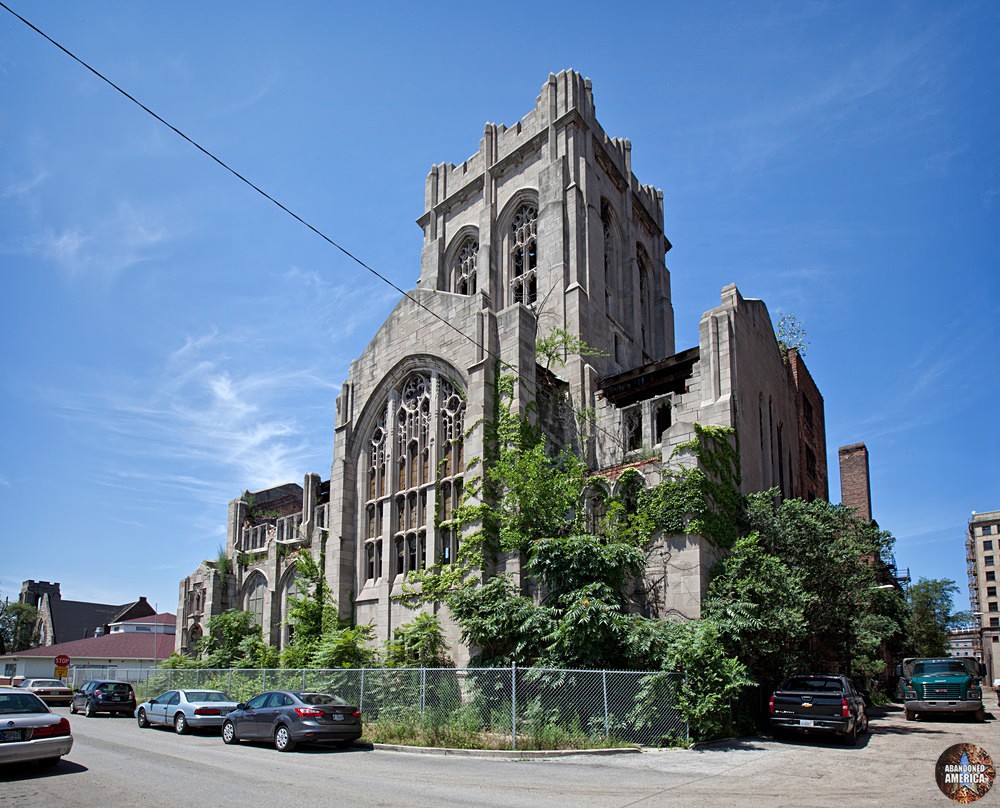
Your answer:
[384,613,452,668]
[742,492,904,682]
[701,532,812,688]
[196,609,278,669]
[280,551,376,669]
[906,577,959,657]
[775,313,809,356]
[0,598,38,654]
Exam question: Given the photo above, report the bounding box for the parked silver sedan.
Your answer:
[136,689,239,734]
[0,690,73,767]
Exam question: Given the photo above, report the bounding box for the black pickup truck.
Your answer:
[769,674,869,745]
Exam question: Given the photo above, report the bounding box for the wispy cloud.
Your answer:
[208,72,280,119]
[1,170,49,198]
[26,201,169,276]
[673,23,949,193]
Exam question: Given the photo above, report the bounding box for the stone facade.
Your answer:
[177,71,829,663]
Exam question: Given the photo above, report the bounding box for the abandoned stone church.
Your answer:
[176,71,828,663]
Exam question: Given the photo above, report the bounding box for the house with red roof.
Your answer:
[0,613,175,681]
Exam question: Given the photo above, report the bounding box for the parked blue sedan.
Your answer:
[136,689,239,734]
[221,691,362,751]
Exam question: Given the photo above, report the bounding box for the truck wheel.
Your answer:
[974,707,985,723]
[905,709,916,721]
[841,723,858,746]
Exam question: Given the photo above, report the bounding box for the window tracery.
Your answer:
[363,371,466,584]
[453,238,478,295]
[509,203,538,305]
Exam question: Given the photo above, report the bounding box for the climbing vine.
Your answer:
[639,423,743,549]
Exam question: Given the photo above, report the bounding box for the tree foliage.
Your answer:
[0,598,38,655]
[775,313,809,356]
[279,551,376,669]
[733,492,904,686]
[906,577,959,657]
[383,612,452,668]
[535,327,607,369]
[701,532,812,685]
[196,609,277,669]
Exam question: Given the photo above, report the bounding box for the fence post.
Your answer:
[602,669,609,738]
[511,662,517,751]
[420,668,426,716]
[262,668,267,690]
[684,673,690,744]
[197,668,201,686]
[302,669,306,690]
[360,668,366,714]
[169,669,173,689]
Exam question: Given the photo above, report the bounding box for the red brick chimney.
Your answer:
[838,443,872,522]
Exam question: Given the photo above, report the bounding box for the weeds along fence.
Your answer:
[73,666,686,748]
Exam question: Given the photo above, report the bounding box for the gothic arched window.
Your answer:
[637,245,651,354]
[509,202,538,306]
[245,573,267,629]
[601,201,621,322]
[453,238,478,295]
[281,574,300,647]
[363,371,466,583]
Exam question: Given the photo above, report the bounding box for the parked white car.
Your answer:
[136,689,239,734]
[0,690,73,767]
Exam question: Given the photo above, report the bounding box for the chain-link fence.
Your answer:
[72,666,685,748]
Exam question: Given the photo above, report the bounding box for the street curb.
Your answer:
[368,742,643,758]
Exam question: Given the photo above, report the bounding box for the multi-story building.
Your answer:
[946,628,981,661]
[968,509,1000,682]
[177,71,829,662]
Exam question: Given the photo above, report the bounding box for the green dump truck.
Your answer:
[900,657,986,722]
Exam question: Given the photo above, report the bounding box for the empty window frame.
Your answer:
[623,406,642,453]
[654,400,671,444]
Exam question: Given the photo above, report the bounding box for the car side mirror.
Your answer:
[149,698,157,704]
[236,703,247,710]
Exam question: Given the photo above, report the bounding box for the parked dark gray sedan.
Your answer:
[221,691,362,752]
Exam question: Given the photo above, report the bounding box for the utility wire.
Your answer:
[1,2,635,459]
[0,1,479,348]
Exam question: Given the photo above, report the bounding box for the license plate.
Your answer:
[332,714,344,721]
[0,730,22,742]
[798,719,814,727]
[111,695,122,701]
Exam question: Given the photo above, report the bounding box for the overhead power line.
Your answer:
[1,2,634,459]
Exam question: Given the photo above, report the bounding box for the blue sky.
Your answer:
[1,1,997,617]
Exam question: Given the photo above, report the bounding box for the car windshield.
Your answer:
[0,693,48,714]
[186,691,229,702]
[295,692,347,706]
[781,677,844,692]
[912,661,968,675]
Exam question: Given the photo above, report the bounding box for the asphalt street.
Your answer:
[2,704,998,807]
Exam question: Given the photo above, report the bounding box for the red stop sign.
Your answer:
[54,655,71,668]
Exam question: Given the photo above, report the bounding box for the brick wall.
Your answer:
[839,442,872,521]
